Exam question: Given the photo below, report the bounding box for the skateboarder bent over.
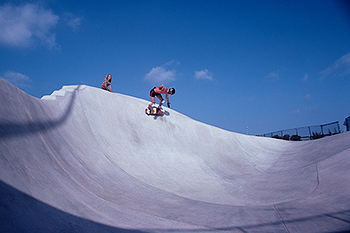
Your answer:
[148,85,175,109]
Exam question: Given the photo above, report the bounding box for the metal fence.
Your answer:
[258,121,341,140]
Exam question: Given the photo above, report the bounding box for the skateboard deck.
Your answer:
[145,106,165,115]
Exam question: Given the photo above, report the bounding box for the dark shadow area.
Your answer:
[1,176,349,233]
[0,86,79,139]
[0,181,146,233]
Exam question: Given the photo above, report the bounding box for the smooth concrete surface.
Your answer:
[0,78,349,233]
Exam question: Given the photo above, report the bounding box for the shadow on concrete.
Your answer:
[152,110,170,120]
[0,181,146,233]
[142,211,350,233]
[0,86,79,139]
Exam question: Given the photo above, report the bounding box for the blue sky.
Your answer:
[1,0,350,135]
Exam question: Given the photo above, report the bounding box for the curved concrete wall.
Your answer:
[0,78,349,232]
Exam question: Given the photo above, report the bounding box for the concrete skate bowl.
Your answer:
[0,78,349,233]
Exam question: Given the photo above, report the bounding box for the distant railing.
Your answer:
[258,121,341,140]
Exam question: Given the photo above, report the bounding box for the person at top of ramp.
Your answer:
[148,85,175,109]
[101,74,112,92]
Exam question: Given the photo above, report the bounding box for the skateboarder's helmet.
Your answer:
[169,87,175,95]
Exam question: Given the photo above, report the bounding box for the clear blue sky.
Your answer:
[1,0,350,135]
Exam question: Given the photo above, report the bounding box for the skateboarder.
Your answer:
[148,85,175,110]
[101,74,112,92]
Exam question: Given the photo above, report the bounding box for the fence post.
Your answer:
[337,121,340,133]
[308,127,311,140]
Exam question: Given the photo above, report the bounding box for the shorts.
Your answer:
[150,87,162,99]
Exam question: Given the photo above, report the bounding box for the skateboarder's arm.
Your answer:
[166,93,170,107]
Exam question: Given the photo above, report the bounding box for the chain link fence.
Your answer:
[258,121,341,141]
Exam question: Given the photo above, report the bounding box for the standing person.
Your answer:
[148,85,175,110]
[101,74,112,92]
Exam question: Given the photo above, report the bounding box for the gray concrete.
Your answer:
[0,78,349,232]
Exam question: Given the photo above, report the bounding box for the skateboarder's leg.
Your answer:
[156,95,164,107]
[148,97,156,109]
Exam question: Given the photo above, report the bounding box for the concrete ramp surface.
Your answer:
[0,78,349,232]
